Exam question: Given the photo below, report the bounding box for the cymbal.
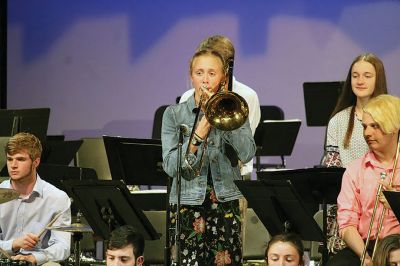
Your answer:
[0,188,19,204]
[48,223,94,233]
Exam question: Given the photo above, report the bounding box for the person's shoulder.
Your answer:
[334,107,352,118]
[40,178,69,199]
[345,153,368,173]
[328,107,352,124]
[164,101,192,117]
[233,79,257,96]
[179,89,195,103]
[0,179,10,188]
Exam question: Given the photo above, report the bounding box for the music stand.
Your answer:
[61,179,159,241]
[254,119,301,170]
[38,164,97,189]
[257,167,344,264]
[41,140,83,165]
[0,108,50,141]
[303,81,344,126]
[103,136,171,265]
[383,191,400,222]
[37,163,98,216]
[103,136,168,186]
[235,179,324,242]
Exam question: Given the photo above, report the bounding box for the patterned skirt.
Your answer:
[169,184,242,265]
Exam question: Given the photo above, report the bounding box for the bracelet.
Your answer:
[194,132,204,142]
[191,137,202,146]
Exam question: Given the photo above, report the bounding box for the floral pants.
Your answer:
[169,186,242,265]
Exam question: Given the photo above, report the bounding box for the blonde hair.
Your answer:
[189,49,227,76]
[5,132,42,160]
[363,94,400,134]
[196,35,235,61]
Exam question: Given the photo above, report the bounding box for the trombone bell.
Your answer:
[205,91,249,131]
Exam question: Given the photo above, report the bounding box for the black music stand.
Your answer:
[235,179,324,241]
[103,136,168,186]
[257,167,345,264]
[0,108,50,141]
[383,191,400,222]
[41,140,83,165]
[255,119,301,169]
[38,164,97,186]
[303,81,344,126]
[61,179,159,241]
[103,136,171,265]
[38,164,98,215]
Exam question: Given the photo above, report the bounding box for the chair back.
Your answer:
[254,105,284,146]
[151,105,168,140]
[254,105,286,170]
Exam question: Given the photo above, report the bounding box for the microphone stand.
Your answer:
[174,126,184,266]
[173,99,203,266]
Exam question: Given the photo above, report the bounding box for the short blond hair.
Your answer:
[189,49,226,76]
[196,35,235,61]
[363,94,400,134]
[5,132,42,160]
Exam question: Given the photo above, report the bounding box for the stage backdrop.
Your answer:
[7,0,400,169]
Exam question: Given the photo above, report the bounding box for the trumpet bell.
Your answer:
[205,91,249,131]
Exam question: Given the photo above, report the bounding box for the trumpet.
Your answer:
[360,139,400,265]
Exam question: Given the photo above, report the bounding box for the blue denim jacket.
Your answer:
[161,95,256,205]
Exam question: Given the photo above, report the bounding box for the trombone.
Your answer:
[205,58,249,132]
[184,58,249,176]
[360,137,400,265]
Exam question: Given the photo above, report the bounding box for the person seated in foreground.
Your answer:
[373,234,400,266]
[0,132,71,265]
[265,233,305,266]
[327,94,400,266]
[106,225,144,266]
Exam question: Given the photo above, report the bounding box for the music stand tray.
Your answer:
[257,167,344,207]
[303,81,344,126]
[103,136,168,186]
[61,179,160,241]
[256,119,301,156]
[235,179,324,242]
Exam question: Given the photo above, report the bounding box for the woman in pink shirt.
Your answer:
[327,94,400,266]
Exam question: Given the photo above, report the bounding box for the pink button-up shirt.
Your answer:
[337,151,400,240]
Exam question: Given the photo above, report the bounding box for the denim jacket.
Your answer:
[161,95,256,205]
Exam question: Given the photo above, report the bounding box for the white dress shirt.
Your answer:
[179,76,261,176]
[0,175,71,265]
